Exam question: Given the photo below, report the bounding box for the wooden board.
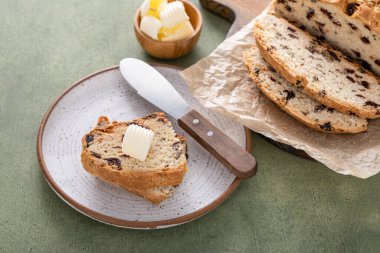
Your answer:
[199,0,271,37]
[199,0,313,159]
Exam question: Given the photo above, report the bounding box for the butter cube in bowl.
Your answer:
[134,0,202,59]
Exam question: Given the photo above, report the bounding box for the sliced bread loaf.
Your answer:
[273,0,380,76]
[254,14,380,119]
[81,112,187,204]
[244,47,368,133]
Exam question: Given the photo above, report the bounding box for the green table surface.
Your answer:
[1,0,379,252]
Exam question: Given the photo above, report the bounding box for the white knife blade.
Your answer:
[119,58,191,119]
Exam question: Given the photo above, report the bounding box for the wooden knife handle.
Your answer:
[178,110,257,179]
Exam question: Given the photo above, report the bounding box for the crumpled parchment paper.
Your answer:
[180,9,380,179]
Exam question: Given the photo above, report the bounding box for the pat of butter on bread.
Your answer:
[122,124,154,161]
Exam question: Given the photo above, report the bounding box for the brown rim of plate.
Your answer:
[36,63,252,229]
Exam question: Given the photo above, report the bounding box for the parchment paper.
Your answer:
[181,10,380,179]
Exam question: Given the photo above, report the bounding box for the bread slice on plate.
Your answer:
[81,112,188,204]
[243,47,368,133]
[254,14,380,119]
[273,0,380,76]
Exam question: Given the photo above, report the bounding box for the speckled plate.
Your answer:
[37,63,252,229]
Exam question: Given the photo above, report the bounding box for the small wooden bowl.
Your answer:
[134,0,202,59]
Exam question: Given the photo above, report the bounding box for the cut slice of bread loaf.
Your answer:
[244,47,368,133]
[273,0,380,76]
[254,14,380,119]
[81,112,187,204]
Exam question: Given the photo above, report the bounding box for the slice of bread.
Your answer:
[254,14,380,119]
[243,47,368,133]
[81,112,188,204]
[273,0,380,76]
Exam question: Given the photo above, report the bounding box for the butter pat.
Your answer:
[122,125,154,161]
[139,0,194,42]
[141,0,168,18]
[159,1,189,28]
[140,15,162,40]
[159,20,194,42]
[140,0,150,17]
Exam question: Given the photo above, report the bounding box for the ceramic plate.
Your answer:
[37,64,251,229]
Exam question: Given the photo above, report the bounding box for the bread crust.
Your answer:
[243,49,368,133]
[254,17,380,119]
[127,187,173,205]
[81,148,187,190]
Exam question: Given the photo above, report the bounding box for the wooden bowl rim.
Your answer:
[134,0,203,44]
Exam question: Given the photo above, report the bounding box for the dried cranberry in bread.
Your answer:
[254,14,380,119]
[81,112,187,204]
[244,47,368,133]
[274,0,380,76]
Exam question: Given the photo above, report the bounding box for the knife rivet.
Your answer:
[192,119,199,125]
[207,131,214,137]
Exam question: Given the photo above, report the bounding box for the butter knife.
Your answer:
[119,58,257,179]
